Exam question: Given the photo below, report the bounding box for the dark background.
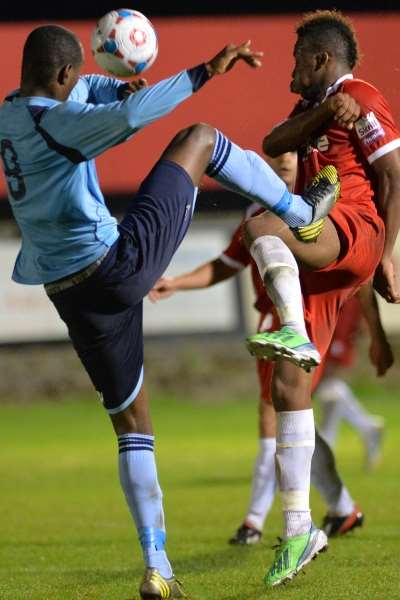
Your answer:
[0,1,398,20]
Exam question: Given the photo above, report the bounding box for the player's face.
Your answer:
[266,151,297,189]
[290,42,326,101]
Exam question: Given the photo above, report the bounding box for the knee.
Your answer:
[241,218,260,250]
[272,371,310,412]
[272,375,294,411]
[241,214,275,250]
[179,122,216,151]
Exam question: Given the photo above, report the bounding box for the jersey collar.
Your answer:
[301,73,354,108]
[8,92,60,108]
[323,73,354,101]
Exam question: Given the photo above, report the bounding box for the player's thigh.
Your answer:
[272,359,314,412]
[243,211,341,270]
[119,159,197,297]
[52,285,146,416]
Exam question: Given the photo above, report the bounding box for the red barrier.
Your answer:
[1,14,400,197]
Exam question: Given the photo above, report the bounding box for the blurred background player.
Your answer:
[150,149,393,545]
[316,287,393,469]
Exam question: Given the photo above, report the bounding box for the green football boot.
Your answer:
[246,325,320,372]
[293,164,340,243]
[265,525,328,587]
[139,568,188,599]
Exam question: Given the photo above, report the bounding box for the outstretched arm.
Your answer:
[357,283,394,376]
[44,42,263,160]
[149,258,238,302]
[83,74,148,103]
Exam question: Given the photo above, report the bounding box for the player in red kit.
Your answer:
[242,10,400,586]
[149,150,393,547]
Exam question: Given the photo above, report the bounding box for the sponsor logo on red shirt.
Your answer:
[355,111,385,146]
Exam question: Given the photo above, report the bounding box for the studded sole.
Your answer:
[246,339,320,372]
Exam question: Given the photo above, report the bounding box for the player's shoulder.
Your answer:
[341,77,385,102]
[0,90,19,113]
[68,77,91,103]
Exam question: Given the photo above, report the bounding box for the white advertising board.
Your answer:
[0,225,240,343]
[0,241,68,342]
[1,227,399,344]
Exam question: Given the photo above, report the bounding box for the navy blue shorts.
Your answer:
[49,160,197,413]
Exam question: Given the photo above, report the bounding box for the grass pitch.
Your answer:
[1,383,399,599]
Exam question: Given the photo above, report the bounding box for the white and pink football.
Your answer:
[91,8,158,77]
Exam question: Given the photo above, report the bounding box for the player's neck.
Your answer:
[324,64,352,95]
[20,81,66,101]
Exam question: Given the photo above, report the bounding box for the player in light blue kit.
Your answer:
[0,25,338,599]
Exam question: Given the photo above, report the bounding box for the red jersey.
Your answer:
[293,74,400,225]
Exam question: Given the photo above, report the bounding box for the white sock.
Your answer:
[276,410,315,538]
[245,438,277,531]
[250,235,308,338]
[318,377,376,438]
[118,434,173,579]
[312,429,355,516]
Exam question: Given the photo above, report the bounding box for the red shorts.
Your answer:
[302,201,384,364]
[325,295,362,367]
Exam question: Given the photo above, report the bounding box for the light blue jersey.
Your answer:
[0,67,207,284]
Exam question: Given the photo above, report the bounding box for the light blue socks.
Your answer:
[206,130,312,227]
[118,433,173,578]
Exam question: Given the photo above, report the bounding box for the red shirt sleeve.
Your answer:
[345,79,400,165]
[219,219,250,270]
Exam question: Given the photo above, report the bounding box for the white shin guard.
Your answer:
[250,235,308,338]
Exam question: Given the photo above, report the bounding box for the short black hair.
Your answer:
[296,10,360,70]
[22,25,83,86]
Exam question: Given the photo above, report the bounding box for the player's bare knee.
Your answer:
[242,213,283,250]
[110,393,152,435]
[272,370,311,412]
[272,376,295,411]
[184,122,216,151]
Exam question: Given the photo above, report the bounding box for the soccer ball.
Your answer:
[91,8,158,77]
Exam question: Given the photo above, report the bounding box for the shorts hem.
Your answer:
[105,365,144,415]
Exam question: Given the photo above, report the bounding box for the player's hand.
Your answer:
[325,92,361,130]
[373,258,400,303]
[148,277,176,303]
[121,78,148,97]
[205,41,263,76]
[369,336,394,376]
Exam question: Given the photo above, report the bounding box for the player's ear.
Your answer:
[57,64,73,86]
[314,52,329,71]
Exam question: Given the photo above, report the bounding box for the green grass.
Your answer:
[1,385,399,599]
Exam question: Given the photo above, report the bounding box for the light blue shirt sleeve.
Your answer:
[68,75,127,105]
[40,70,196,160]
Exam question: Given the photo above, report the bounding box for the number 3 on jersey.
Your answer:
[0,139,26,200]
